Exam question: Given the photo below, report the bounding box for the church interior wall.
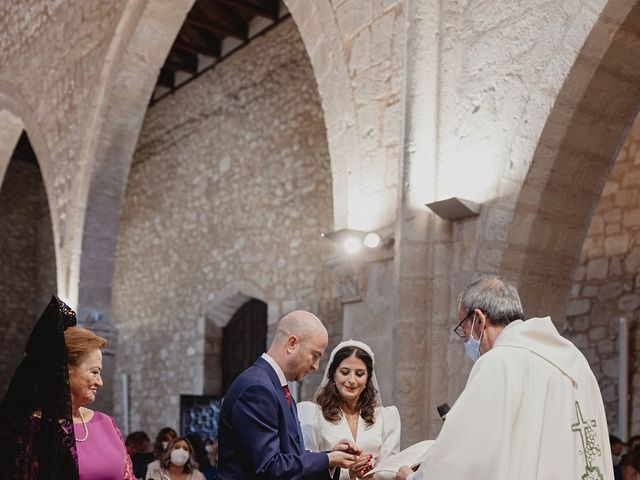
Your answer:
[0,156,55,395]
[110,18,342,433]
[567,112,640,437]
[0,1,128,256]
[2,0,637,448]
[393,0,620,442]
[284,0,405,232]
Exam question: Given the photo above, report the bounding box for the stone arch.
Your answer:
[0,125,57,394]
[72,0,362,327]
[0,110,24,185]
[203,282,267,395]
[0,84,59,269]
[68,0,196,319]
[501,0,640,321]
[282,0,360,229]
[206,280,267,328]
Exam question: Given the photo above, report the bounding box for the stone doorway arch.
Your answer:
[203,283,267,396]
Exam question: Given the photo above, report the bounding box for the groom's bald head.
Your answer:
[268,310,328,381]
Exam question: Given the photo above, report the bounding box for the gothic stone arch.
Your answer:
[501,0,640,321]
[73,0,377,331]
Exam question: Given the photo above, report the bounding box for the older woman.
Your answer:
[147,437,205,480]
[298,340,401,479]
[0,296,133,479]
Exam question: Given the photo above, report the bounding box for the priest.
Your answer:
[397,275,614,480]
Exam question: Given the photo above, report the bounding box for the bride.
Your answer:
[298,340,401,479]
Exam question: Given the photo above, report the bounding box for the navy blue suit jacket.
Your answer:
[218,357,330,480]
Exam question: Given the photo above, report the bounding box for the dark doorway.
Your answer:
[222,298,267,392]
[0,131,56,396]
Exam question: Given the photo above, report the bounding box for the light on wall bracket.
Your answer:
[321,226,394,304]
[321,227,393,256]
[425,197,480,221]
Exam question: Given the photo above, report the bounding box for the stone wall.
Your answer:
[0,159,55,395]
[568,113,640,436]
[0,0,127,243]
[111,19,342,434]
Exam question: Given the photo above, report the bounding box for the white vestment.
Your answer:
[298,402,401,479]
[409,317,614,480]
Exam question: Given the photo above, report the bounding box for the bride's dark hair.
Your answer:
[315,346,377,426]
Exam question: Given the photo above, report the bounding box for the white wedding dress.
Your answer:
[297,339,401,480]
[298,401,401,480]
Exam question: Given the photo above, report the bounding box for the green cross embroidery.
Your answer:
[571,401,604,480]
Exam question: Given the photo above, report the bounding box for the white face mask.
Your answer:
[464,315,484,362]
[161,441,169,450]
[613,454,622,465]
[170,448,190,467]
[205,445,215,454]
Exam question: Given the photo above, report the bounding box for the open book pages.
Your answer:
[365,440,435,476]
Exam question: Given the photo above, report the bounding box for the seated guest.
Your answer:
[146,427,178,478]
[298,340,401,479]
[127,431,153,479]
[611,434,626,480]
[621,446,640,480]
[186,433,211,472]
[203,439,218,480]
[147,437,205,480]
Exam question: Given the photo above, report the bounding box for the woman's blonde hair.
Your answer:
[63,327,107,366]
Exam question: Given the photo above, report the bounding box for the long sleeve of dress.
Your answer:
[379,406,401,462]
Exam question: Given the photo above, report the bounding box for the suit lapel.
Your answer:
[255,358,305,452]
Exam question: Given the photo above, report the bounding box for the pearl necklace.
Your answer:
[74,409,89,442]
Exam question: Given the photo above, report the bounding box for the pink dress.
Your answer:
[73,411,133,480]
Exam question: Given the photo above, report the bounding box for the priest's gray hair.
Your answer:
[458,275,524,326]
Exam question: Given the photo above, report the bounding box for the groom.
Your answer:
[218,310,360,479]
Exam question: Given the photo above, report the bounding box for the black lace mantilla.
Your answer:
[0,295,80,479]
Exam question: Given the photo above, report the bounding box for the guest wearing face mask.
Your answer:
[147,437,205,480]
[146,427,178,479]
[396,275,614,480]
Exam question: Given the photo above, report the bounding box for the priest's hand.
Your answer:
[396,466,413,480]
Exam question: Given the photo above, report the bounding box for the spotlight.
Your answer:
[321,228,390,255]
[363,232,381,249]
[343,237,363,254]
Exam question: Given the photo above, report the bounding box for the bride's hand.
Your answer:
[349,452,373,479]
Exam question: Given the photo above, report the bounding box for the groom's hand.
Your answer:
[328,450,358,468]
[332,439,363,456]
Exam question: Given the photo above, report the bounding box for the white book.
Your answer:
[365,440,435,476]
